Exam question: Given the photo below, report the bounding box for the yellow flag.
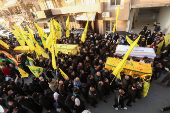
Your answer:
[66,16,69,37]
[0,40,9,49]
[36,44,49,59]
[27,26,37,44]
[20,29,35,51]
[18,67,29,78]
[55,44,58,57]
[46,32,53,53]
[53,19,61,39]
[112,35,141,80]
[113,6,120,33]
[27,56,34,66]
[81,19,89,43]
[50,20,57,69]
[14,24,20,31]
[59,68,68,79]
[126,36,139,46]
[11,30,25,46]
[28,66,43,77]
[156,40,164,54]
[164,34,170,47]
[34,22,47,48]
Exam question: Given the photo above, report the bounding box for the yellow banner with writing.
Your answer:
[28,66,43,77]
[56,44,78,55]
[59,68,68,80]
[105,57,152,78]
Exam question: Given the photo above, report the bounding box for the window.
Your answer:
[106,21,110,31]
[46,1,54,9]
[106,21,115,32]
[111,0,120,5]
[82,0,95,5]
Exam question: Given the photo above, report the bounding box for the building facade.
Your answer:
[0,0,170,35]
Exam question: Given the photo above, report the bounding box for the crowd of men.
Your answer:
[0,22,170,113]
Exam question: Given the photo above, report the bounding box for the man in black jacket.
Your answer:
[97,81,107,103]
[39,76,49,91]
[126,83,137,107]
[113,89,127,110]
[154,22,161,32]
[88,86,97,108]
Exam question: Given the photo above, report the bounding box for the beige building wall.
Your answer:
[132,0,170,8]
[157,6,170,35]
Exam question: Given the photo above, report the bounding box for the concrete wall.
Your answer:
[102,0,130,21]
[131,19,156,34]
[157,6,170,35]
[117,20,128,31]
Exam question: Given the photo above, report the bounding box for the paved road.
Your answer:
[23,72,170,113]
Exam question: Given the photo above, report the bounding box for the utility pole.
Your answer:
[17,0,36,31]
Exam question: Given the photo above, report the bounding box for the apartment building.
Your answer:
[0,0,170,35]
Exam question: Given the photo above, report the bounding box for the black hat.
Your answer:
[164,57,168,60]
[143,56,148,59]
[147,24,149,25]
[120,71,124,74]
[157,23,160,24]
[133,74,138,79]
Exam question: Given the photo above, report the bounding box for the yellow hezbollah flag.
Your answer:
[36,44,49,59]
[156,40,164,54]
[20,29,35,51]
[105,57,152,78]
[0,40,9,49]
[59,68,68,79]
[112,35,141,80]
[126,36,139,46]
[27,56,34,66]
[164,34,170,47]
[50,20,57,69]
[142,80,150,97]
[18,67,29,78]
[66,16,69,37]
[81,18,89,43]
[113,6,120,33]
[11,30,25,46]
[53,19,61,39]
[14,24,20,31]
[28,66,43,77]
[55,44,58,57]
[46,33,52,53]
[34,22,47,48]
[27,26,37,44]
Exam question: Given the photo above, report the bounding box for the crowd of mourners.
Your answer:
[0,22,170,113]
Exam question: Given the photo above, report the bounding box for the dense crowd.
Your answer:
[0,22,170,113]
